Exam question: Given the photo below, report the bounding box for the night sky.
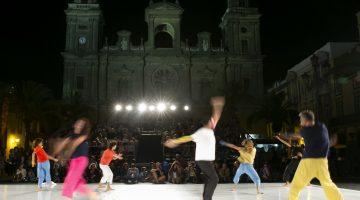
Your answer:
[1,0,360,98]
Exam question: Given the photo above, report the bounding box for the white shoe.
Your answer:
[41,181,57,189]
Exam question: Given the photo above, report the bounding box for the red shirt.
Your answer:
[100,149,115,165]
[33,146,49,163]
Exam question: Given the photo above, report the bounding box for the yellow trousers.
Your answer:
[289,158,343,200]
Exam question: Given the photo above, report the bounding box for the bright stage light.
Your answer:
[148,105,155,111]
[156,102,166,112]
[125,105,133,111]
[115,104,122,111]
[184,105,190,111]
[170,105,177,111]
[137,103,147,112]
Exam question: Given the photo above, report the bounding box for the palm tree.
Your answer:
[248,94,298,137]
[12,81,52,151]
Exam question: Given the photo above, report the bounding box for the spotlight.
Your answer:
[170,105,177,111]
[148,105,155,111]
[137,103,147,112]
[125,105,133,111]
[115,104,122,111]
[184,105,190,111]
[157,102,166,112]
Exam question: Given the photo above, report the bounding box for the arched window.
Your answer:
[155,32,173,48]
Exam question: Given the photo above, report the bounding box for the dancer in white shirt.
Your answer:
[165,96,225,200]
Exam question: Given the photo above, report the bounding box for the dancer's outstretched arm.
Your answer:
[47,155,59,162]
[274,135,291,148]
[113,153,123,160]
[219,141,242,151]
[164,135,193,148]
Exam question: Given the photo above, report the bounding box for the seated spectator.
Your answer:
[139,166,149,182]
[126,163,139,184]
[121,162,130,182]
[261,162,271,181]
[184,161,197,183]
[14,164,27,182]
[27,169,37,182]
[168,161,183,184]
[218,163,231,183]
[150,162,166,184]
[53,162,61,183]
[88,162,100,183]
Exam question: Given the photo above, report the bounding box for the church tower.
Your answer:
[145,0,183,50]
[220,0,261,55]
[62,0,103,103]
[219,0,263,101]
[64,0,102,54]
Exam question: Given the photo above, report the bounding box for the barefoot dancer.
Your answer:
[98,141,123,191]
[220,139,262,194]
[53,118,98,200]
[275,134,303,186]
[165,96,225,200]
[31,138,58,191]
[288,110,343,200]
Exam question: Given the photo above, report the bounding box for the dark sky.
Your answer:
[1,0,360,98]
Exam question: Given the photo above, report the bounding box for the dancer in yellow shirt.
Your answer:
[220,139,262,194]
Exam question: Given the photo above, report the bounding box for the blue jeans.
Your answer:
[233,163,261,187]
[37,160,51,188]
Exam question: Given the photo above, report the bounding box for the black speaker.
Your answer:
[136,134,163,163]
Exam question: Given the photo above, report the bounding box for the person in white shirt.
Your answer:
[165,96,225,200]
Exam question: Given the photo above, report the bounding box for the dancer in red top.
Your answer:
[31,138,58,191]
[98,141,123,191]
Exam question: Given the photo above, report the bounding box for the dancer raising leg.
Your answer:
[32,138,58,191]
[165,96,225,200]
[98,141,123,191]
[220,139,262,194]
[53,118,98,200]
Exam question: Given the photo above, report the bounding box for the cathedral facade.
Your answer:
[62,0,264,117]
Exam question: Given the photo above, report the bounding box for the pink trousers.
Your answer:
[62,156,91,198]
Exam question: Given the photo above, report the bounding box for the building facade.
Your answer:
[62,0,264,119]
[269,41,360,136]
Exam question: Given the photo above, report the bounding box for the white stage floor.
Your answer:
[1,183,360,200]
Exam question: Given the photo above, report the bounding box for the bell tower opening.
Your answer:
[155,32,173,48]
[154,24,174,48]
[145,1,183,49]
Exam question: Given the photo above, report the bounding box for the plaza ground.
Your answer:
[1,183,360,200]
